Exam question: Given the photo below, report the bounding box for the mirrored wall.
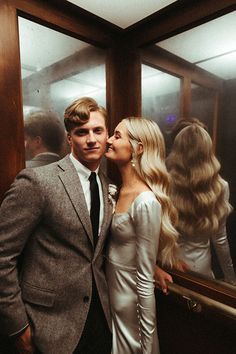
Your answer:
[142,64,181,153]
[141,11,236,290]
[18,17,106,164]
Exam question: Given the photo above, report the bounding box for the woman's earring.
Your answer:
[131,154,136,167]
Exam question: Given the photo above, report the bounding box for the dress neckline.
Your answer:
[114,190,154,216]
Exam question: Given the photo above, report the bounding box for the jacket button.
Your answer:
[83,296,89,303]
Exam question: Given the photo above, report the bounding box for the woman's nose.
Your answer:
[107,135,114,144]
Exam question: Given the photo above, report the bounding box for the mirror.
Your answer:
[142,65,181,154]
[141,11,236,288]
[18,17,106,166]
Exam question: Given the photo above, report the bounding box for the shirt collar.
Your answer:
[35,152,59,158]
[69,153,99,180]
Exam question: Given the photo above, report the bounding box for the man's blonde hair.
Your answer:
[64,97,107,132]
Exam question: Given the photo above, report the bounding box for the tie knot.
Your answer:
[89,172,97,182]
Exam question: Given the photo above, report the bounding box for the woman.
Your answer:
[167,122,236,284]
[105,117,178,354]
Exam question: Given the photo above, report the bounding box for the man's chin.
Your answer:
[84,154,103,163]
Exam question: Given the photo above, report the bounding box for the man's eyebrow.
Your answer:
[72,127,89,135]
[94,125,105,129]
[74,127,88,131]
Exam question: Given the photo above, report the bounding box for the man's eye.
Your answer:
[76,130,87,136]
[95,128,104,134]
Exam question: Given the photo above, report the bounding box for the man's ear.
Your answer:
[67,133,72,146]
[35,136,43,148]
[137,142,144,155]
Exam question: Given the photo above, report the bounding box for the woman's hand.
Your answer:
[154,265,173,294]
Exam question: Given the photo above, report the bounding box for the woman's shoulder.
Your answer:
[220,178,228,189]
[130,191,161,223]
[133,190,160,209]
[219,178,229,198]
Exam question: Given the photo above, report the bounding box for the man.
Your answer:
[0,97,113,354]
[24,110,65,167]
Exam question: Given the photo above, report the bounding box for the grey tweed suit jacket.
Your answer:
[0,155,113,354]
[26,152,60,168]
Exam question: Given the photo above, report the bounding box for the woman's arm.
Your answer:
[211,225,236,285]
[211,182,236,285]
[134,198,161,353]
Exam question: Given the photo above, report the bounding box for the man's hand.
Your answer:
[154,265,173,294]
[15,326,35,354]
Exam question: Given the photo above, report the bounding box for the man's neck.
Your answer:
[70,153,100,173]
[71,152,100,172]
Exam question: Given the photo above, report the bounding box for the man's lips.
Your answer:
[84,147,100,151]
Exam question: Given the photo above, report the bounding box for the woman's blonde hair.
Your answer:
[167,123,232,237]
[123,117,179,267]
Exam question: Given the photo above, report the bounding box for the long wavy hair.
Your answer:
[167,123,232,237]
[123,117,179,267]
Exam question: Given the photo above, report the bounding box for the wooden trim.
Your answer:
[142,46,224,91]
[170,270,236,308]
[124,0,236,47]
[106,43,141,132]
[0,1,25,201]
[180,78,191,118]
[106,42,141,184]
[10,0,119,47]
[167,282,236,320]
[212,91,220,151]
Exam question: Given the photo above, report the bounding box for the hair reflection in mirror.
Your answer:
[167,121,236,285]
[170,117,207,142]
[24,110,65,166]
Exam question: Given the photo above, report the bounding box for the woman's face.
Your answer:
[105,121,132,165]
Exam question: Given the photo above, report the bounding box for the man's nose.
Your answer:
[87,131,96,144]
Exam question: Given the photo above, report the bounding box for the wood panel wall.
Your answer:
[0,2,24,199]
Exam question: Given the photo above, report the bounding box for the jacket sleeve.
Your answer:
[133,198,161,354]
[0,169,45,335]
[211,181,236,285]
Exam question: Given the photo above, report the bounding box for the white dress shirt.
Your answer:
[69,153,104,234]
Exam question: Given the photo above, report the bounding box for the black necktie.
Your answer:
[89,172,100,247]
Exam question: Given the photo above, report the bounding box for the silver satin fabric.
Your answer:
[106,191,160,354]
[178,180,236,284]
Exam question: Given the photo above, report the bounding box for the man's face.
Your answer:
[67,111,108,171]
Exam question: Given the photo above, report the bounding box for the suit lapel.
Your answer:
[58,156,94,246]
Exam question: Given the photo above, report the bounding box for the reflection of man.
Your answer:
[0,97,112,354]
[24,110,65,168]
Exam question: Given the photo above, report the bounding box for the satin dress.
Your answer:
[106,191,161,354]
[178,180,236,284]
